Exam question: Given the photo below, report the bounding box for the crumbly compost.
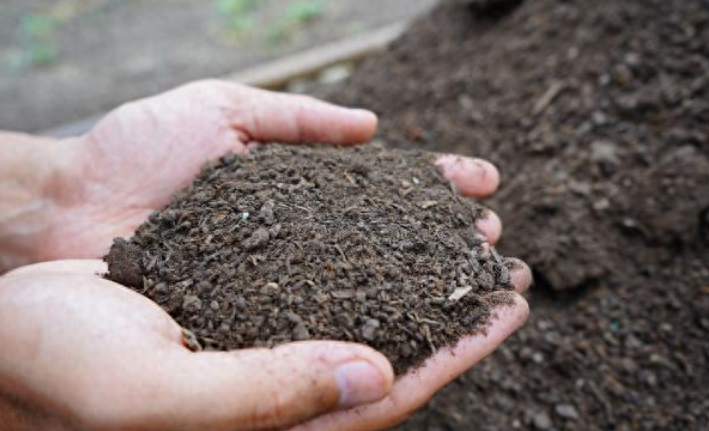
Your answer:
[105,144,515,374]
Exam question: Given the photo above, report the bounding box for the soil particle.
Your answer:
[554,404,579,421]
[243,227,270,250]
[105,144,515,374]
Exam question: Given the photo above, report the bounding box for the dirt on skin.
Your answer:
[320,0,709,429]
[105,144,516,375]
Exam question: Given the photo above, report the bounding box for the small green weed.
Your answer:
[3,42,57,72]
[216,0,268,37]
[286,0,325,23]
[266,0,325,45]
[21,13,58,38]
[5,13,62,70]
[216,0,266,16]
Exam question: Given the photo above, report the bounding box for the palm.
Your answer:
[81,81,251,209]
[40,81,377,262]
[0,260,529,431]
[0,261,186,429]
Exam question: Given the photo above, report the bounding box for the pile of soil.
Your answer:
[105,144,515,374]
[321,0,709,429]
[326,0,709,291]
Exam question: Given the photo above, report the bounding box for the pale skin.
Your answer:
[0,80,532,431]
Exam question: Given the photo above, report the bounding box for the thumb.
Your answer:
[155,341,394,431]
[230,85,378,145]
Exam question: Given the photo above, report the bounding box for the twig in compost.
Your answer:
[533,81,566,115]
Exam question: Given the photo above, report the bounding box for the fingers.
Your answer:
[435,154,500,198]
[225,84,378,145]
[290,293,529,431]
[507,257,533,293]
[475,210,502,244]
[433,154,531,293]
[435,153,502,242]
[138,342,393,431]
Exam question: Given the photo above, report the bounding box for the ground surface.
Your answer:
[0,0,436,133]
[322,0,709,429]
[105,144,515,374]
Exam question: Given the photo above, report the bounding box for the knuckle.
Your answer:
[183,78,222,91]
[176,79,234,101]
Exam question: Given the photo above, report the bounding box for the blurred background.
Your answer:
[0,0,437,134]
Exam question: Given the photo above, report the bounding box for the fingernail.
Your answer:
[434,154,462,172]
[348,108,378,123]
[350,108,376,116]
[435,155,467,189]
[336,360,388,408]
[474,210,502,244]
[345,109,378,142]
[505,258,534,293]
[435,155,500,196]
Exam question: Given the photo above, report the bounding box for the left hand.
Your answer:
[31,80,380,266]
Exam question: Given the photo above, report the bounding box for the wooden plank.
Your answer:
[228,22,406,88]
[42,22,407,138]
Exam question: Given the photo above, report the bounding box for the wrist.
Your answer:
[0,132,81,273]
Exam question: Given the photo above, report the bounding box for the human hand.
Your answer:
[0,80,532,430]
[25,81,377,268]
[0,254,529,431]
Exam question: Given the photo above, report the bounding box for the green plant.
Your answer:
[286,0,325,23]
[266,0,325,45]
[3,42,57,72]
[7,13,61,70]
[27,42,58,67]
[216,0,268,36]
[21,14,58,38]
[216,0,266,16]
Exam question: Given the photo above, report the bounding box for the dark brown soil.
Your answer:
[105,144,516,375]
[326,0,709,292]
[319,0,709,429]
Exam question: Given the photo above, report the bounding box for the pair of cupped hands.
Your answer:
[0,81,531,431]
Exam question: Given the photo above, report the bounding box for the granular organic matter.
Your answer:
[105,144,516,375]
